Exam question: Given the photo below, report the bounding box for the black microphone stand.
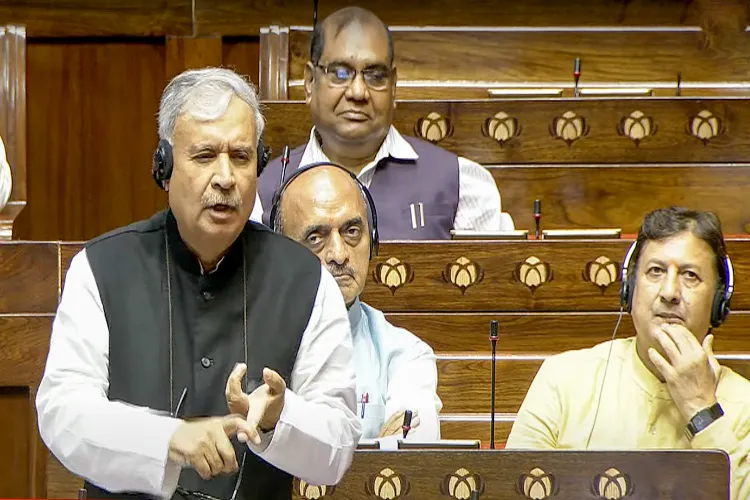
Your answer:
[489,320,498,449]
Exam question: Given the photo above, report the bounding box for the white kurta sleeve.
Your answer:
[35,250,183,497]
[454,156,515,231]
[247,266,361,485]
[0,135,12,210]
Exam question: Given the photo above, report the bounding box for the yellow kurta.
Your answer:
[506,337,750,500]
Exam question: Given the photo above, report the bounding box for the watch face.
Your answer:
[694,413,710,430]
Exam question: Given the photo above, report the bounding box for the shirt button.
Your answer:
[200,357,212,368]
[202,291,213,301]
[649,425,656,435]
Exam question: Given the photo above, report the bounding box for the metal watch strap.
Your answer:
[686,402,724,439]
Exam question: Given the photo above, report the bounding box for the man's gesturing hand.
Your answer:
[168,415,249,480]
[225,363,286,445]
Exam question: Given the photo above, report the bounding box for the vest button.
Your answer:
[202,291,213,301]
[200,357,212,368]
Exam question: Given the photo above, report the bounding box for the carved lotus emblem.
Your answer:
[295,478,334,499]
[366,467,410,499]
[442,256,484,294]
[516,467,559,499]
[514,256,553,294]
[617,110,657,147]
[583,256,621,292]
[372,257,414,295]
[482,111,521,147]
[440,467,485,499]
[414,111,454,143]
[687,110,724,145]
[549,110,589,146]
[591,468,634,499]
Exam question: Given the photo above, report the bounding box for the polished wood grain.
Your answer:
[291,449,729,500]
[288,29,750,85]
[0,388,32,497]
[222,36,261,87]
[0,1,192,37]
[14,40,168,241]
[386,312,750,354]
[0,244,58,313]
[260,99,750,165]
[440,415,514,446]
[198,0,711,34]
[46,457,81,499]
[165,36,223,82]
[0,25,26,239]
[0,316,52,386]
[491,164,750,234]
[60,243,82,287]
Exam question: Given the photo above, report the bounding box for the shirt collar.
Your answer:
[300,126,419,174]
[347,296,364,332]
[629,336,672,399]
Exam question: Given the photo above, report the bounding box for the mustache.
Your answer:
[202,191,242,209]
[328,263,356,278]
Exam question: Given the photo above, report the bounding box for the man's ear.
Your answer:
[391,67,398,108]
[163,179,170,192]
[304,62,315,105]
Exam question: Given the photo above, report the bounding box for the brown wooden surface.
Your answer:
[0,243,58,313]
[291,449,729,499]
[222,36,261,87]
[386,312,750,354]
[47,456,81,499]
[491,164,750,234]
[165,36,223,82]
[261,99,750,165]
[0,1,192,37]
[0,388,32,497]
[360,240,750,312]
[440,417,514,447]
[197,0,715,34]
[14,40,168,241]
[289,30,750,84]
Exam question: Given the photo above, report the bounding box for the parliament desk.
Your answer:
[2,239,749,496]
[288,449,728,500]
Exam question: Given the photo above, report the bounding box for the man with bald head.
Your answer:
[263,162,442,442]
[256,6,513,239]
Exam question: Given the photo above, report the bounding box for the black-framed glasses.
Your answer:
[172,387,248,500]
[315,62,392,90]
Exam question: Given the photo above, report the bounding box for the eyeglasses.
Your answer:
[315,62,392,90]
[172,388,248,500]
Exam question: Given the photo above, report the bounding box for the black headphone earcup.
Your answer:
[152,140,173,191]
[257,138,271,177]
[711,286,730,328]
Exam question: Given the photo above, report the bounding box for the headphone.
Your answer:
[619,239,735,328]
[269,161,380,260]
[151,137,271,190]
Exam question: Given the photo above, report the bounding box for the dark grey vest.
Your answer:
[257,134,460,240]
[81,210,321,500]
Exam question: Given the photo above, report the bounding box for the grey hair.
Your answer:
[157,67,265,144]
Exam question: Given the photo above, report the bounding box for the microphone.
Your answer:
[470,490,480,500]
[676,71,682,96]
[573,57,582,97]
[489,320,499,449]
[78,488,87,500]
[279,145,291,186]
[402,410,413,438]
[533,199,541,240]
[313,0,319,25]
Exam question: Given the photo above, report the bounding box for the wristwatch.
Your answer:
[685,402,724,439]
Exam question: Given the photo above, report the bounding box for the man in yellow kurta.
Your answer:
[507,207,750,499]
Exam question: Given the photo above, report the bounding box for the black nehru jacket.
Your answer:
[82,209,321,500]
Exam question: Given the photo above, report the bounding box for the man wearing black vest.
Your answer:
[36,68,361,500]
[256,7,514,239]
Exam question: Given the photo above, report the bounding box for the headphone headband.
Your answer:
[269,161,379,259]
[620,238,734,327]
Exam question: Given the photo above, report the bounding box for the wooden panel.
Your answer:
[440,416,514,446]
[222,36,261,87]
[289,30,750,84]
[14,41,167,241]
[0,316,52,386]
[387,312,750,354]
[492,164,750,234]
[0,1,192,37]
[61,243,83,287]
[260,99,750,165]
[165,36,223,82]
[0,244,58,313]
[47,457,81,499]
[0,388,31,497]
[196,0,712,34]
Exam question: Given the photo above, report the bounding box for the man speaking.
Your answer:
[36,68,361,500]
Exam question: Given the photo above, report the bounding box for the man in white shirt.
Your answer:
[36,68,361,500]
[230,162,442,444]
[0,134,12,211]
[255,6,513,238]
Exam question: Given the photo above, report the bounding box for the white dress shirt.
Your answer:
[252,126,514,231]
[349,297,442,442]
[0,135,12,211]
[36,249,361,497]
